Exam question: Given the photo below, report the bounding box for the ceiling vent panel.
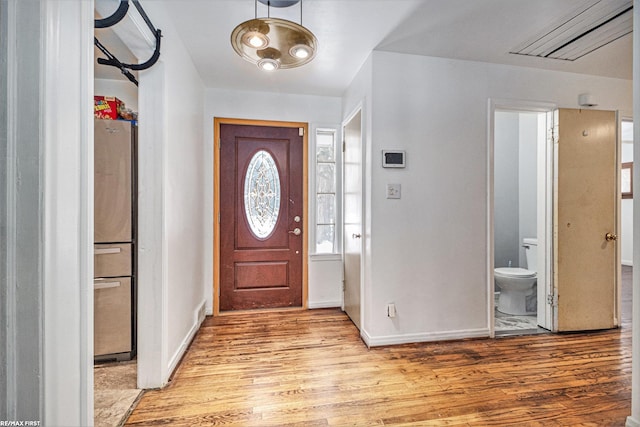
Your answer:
[510,0,632,61]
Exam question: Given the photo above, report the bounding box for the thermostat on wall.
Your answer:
[382,150,405,168]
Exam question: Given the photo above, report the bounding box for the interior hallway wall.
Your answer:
[0,0,9,417]
[627,3,640,425]
[134,1,206,387]
[348,50,632,346]
[1,0,94,424]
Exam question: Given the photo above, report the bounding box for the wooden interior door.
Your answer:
[219,123,304,311]
[554,108,618,331]
[343,111,362,329]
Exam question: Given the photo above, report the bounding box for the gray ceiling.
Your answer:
[94,0,633,97]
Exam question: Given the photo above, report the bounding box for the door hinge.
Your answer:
[547,294,558,306]
[342,140,346,153]
[342,280,345,292]
[299,127,304,136]
[218,212,220,224]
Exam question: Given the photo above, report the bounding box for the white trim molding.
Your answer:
[41,0,94,425]
[360,328,491,348]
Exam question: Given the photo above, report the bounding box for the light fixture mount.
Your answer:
[257,0,300,7]
[231,0,317,70]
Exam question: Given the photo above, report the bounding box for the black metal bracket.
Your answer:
[94,0,162,86]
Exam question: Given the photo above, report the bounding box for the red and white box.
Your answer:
[94,96,123,120]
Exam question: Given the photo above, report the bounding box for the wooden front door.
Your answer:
[218,122,305,311]
[554,108,618,331]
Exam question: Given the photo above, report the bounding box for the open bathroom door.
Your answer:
[553,108,619,332]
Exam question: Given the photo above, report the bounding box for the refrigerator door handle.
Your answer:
[95,247,122,255]
[94,280,122,290]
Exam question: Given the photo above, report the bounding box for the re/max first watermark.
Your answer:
[0,421,40,426]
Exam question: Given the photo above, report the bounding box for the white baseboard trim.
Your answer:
[360,327,491,347]
[626,416,640,427]
[167,299,207,378]
[622,260,633,267]
[308,300,342,309]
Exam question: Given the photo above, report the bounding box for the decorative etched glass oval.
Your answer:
[244,150,281,238]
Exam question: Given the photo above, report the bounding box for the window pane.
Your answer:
[316,225,335,254]
[243,150,281,238]
[316,163,335,194]
[317,194,335,224]
[316,132,335,162]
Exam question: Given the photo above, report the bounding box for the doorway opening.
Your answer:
[492,108,552,336]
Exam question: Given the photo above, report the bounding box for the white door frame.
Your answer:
[487,98,557,336]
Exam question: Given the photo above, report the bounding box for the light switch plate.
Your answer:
[386,184,401,199]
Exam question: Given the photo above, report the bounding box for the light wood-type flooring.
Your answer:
[126,268,633,426]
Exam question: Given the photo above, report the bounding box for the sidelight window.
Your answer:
[244,150,281,238]
[315,130,337,253]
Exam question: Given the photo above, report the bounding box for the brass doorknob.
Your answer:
[605,232,618,242]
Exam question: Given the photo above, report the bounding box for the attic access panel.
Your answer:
[510,0,632,61]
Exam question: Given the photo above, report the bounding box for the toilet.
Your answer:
[494,238,537,315]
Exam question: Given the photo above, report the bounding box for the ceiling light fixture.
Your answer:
[231,0,317,71]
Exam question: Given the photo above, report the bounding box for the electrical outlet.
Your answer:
[386,184,401,199]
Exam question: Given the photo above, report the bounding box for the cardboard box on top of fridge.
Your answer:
[94,96,123,120]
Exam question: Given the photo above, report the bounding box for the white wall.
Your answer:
[352,51,632,346]
[2,0,94,424]
[494,112,520,268]
[94,78,138,112]
[135,2,206,387]
[203,88,344,312]
[518,113,538,267]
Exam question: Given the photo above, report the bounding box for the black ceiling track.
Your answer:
[94,0,162,86]
[545,5,633,58]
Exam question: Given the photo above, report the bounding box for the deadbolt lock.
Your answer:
[605,232,618,242]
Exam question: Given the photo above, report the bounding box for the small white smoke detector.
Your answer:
[578,93,598,107]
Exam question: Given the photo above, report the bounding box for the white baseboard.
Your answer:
[308,300,342,309]
[360,327,491,347]
[622,260,633,267]
[167,299,207,377]
[626,416,640,427]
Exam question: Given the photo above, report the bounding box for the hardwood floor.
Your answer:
[126,269,632,426]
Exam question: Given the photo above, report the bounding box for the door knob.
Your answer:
[605,232,618,242]
[289,228,301,236]
[352,233,361,239]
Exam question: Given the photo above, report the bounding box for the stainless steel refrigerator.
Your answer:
[94,118,137,362]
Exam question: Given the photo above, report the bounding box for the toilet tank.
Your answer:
[523,238,538,271]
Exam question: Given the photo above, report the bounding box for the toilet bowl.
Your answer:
[494,268,536,315]
[494,238,537,315]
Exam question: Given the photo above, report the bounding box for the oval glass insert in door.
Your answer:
[244,150,281,238]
